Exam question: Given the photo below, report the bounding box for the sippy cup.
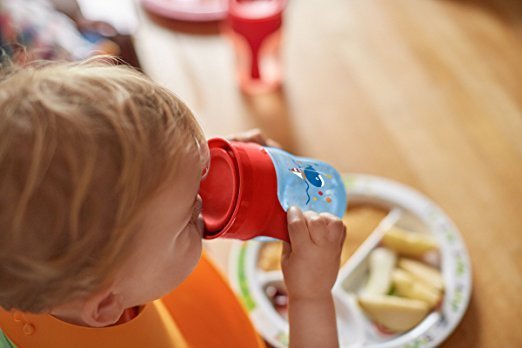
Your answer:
[199,138,347,242]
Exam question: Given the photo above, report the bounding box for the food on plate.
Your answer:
[392,269,441,308]
[363,247,397,295]
[256,206,446,334]
[381,227,439,256]
[341,205,389,265]
[358,225,444,333]
[264,282,288,319]
[358,294,430,332]
[257,241,283,271]
[398,258,444,291]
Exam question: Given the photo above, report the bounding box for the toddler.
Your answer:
[0,58,346,348]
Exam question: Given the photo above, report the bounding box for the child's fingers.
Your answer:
[303,212,345,245]
[287,206,310,248]
[340,224,347,247]
[324,215,346,243]
[228,128,267,145]
[303,211,330,245]
[316,212,345,242]
[227,129,282,148]
[265,138,282,148]
[319,212,337,220]
[281,241,291,261]
[327,220,346,247]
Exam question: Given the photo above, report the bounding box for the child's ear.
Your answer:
[80,288,124,327]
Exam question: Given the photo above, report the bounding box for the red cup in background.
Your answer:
[199,137,289,242]
[225,0,287,94]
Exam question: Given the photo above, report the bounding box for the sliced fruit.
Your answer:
[358,294,430,332]
[392,269,441,308]
[363,247,397,295]
[381,227,438,256]
[398,258,444,291]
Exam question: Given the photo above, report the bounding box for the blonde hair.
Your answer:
[0,57,205,312]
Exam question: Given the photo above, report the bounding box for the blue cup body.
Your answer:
[265,147,347,218]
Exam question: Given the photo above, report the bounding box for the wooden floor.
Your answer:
[133,0,522,346]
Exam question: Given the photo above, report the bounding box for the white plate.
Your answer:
[228,174,472,348]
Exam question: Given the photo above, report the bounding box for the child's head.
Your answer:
[0,58,209,325]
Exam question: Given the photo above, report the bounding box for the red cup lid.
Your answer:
[199,144,239,234]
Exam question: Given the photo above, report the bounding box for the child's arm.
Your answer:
[282,207,346,348]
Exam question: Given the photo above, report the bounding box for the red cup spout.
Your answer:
[199,138,289,242]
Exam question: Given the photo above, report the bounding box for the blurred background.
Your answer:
[1,0,520,346]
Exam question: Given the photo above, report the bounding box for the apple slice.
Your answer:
[358,294,430,332]
[392,269,441,308]
[398,258,444,291]
[363,247,397,295]
[381,227,438,256]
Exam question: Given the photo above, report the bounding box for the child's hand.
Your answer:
[281,206,346,300]
[227,128,281,148]
[282,206,346,348]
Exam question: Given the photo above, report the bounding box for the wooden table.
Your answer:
[133,0,522,346]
